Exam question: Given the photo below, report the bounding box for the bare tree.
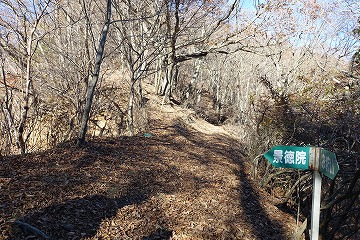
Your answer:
[154,0,240,104]
[111,0,166,135]
[0,0,52,154]
[77,0,112,145]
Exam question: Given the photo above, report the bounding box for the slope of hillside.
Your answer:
[0,88,300,240]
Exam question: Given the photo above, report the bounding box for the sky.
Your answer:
[231,0,359,59]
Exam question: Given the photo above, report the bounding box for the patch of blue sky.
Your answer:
[231,0,359,59]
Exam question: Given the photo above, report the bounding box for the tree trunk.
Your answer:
[154,57,162,94]
[17,26,37,154]
[1,59,15,155]
[162,61,175,104]
[77,0,112,146]
[185,59,202,104]
[161,0,180,104]
[128,80,135,136]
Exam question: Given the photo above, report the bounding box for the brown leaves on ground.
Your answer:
[0,94,299,239]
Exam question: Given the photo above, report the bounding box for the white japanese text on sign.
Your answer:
[273,150,307,166]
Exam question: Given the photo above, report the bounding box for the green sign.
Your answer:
[320,149,339,180]
[264,146,310,170]
[264,146,339,240]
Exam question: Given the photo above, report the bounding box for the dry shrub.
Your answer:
[247,75,359,239]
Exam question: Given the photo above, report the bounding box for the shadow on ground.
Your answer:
[170,121,289,239]
[4,133,207,239]
[3,118,289,239]
[12,181,172,239]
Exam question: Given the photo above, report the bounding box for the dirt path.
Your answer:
[0,89,298,239]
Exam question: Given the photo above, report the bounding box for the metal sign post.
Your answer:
[308,147,321,240]
[264,146,339,240]
[311,171,322,240]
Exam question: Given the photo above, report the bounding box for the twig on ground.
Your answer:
[14,220,51,239]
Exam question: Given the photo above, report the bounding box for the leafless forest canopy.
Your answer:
[0,0,359,239]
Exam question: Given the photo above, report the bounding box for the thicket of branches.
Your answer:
[0,0,359,239]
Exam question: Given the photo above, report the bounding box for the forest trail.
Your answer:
[0,84,299,239]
